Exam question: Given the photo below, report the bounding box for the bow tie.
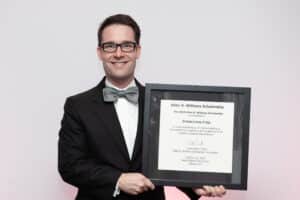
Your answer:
[103,86,139,104]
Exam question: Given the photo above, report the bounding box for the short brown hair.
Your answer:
[97,14,141,46]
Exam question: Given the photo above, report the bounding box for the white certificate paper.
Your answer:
[158,100,234,173]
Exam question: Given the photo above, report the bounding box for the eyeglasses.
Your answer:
[101,42,137,53]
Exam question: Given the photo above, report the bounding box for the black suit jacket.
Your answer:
[58,78,199,200]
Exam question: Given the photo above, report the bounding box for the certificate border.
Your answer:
[142,84,251,190]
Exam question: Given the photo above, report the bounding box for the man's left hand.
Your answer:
[193,185,226,197]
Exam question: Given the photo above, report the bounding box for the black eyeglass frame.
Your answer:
[100,41,137,53]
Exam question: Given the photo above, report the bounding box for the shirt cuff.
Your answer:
[112,180,121,197]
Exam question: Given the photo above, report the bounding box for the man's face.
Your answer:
[97,24,141,85]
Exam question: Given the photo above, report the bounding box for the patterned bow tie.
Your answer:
[103,86,139,104]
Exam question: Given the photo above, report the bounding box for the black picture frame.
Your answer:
[142,83,251,190]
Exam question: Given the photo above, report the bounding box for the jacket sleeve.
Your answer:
[178,187,201,200]
[58,97,121,190]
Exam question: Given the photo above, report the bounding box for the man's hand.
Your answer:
[193,185,226,197]
[118,173,155,195]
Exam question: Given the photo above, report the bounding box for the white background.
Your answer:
[1,0,299,199]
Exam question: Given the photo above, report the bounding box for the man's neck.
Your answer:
[106,77,135,89]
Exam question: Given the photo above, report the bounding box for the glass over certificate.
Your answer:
[158,100,234,173]
[142,84,251,190]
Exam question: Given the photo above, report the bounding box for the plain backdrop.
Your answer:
[1,0,299,199]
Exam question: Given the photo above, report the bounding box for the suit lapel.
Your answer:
[131,80,145,162]
[91,78,130,161]
[90,78,145,163]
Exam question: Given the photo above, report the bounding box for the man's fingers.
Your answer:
[118,173,156,195]
[139,182,150,192]
[144,178,155,190]
[135,186,143,194]
[215,185,225,197]
[197,188,207,196]
[214,186,224,197]
[203,185,213,196]
[211,188,217,197]
[219,185,226,194]
[135,176,154,193]
[194,185,227,197]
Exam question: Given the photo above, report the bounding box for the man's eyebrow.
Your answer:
[101,41,115,44]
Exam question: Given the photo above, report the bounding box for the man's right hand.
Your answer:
[117,173,155,195]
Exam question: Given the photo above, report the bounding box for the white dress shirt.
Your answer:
[105,79,139,159]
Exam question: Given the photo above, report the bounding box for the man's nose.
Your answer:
[114,46,123,57]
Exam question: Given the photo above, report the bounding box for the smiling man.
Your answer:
[58,14,226,200]
[97,23,141,88]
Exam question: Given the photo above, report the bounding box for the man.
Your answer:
[58,14,226,200]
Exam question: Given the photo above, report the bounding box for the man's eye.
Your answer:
[104,44,115,48]
[123,43,133,48]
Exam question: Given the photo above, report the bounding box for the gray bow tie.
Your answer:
[103,86,139,104]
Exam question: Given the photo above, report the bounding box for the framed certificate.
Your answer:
[142,83,251,190]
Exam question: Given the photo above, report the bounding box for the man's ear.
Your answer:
[96,47,103,61]
[136,45,141,59]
